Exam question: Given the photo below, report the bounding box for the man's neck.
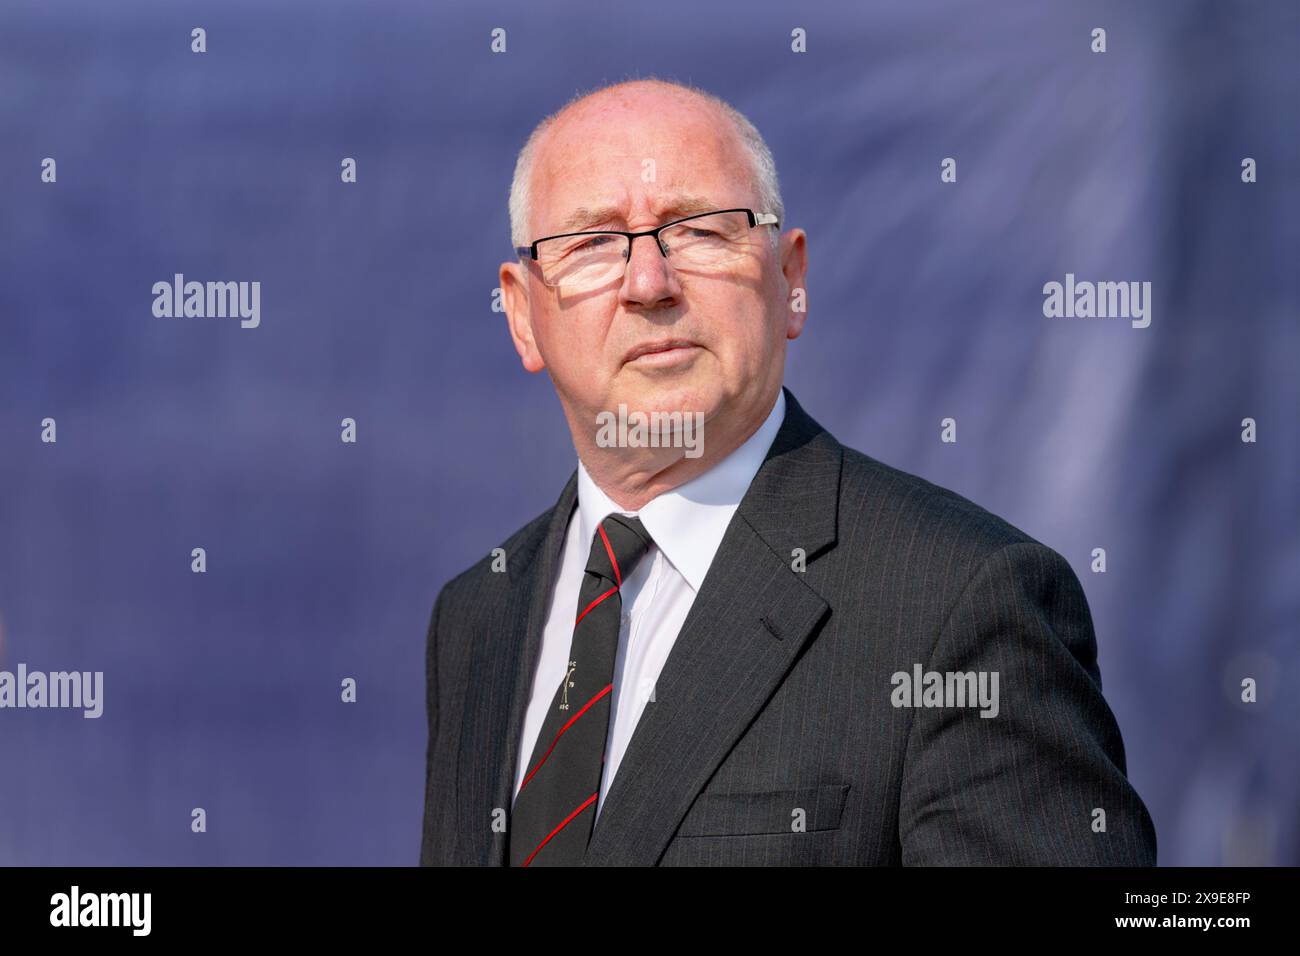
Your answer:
[566,389,782,512]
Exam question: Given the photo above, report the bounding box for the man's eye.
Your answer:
[571,235,617,252]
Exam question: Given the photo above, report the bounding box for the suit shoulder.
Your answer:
[836,444,1047,562]
[830,445,1091,648]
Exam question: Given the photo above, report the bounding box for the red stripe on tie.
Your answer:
[517,683,613,794]
[599,522,621,586]
[521,792,598,867]
[575,585,617,627]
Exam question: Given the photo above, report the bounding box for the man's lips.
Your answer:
[624,338,702,365]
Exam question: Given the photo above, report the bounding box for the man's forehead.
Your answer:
[551,193,726,233]
[534,149,748,233]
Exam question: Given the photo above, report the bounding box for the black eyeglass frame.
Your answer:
[514,207,780,262]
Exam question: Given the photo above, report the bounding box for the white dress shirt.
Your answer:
[512,389,787,820]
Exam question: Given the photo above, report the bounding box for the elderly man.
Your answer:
[420,78,1157,866]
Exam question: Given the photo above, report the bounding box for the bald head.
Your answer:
[508,78,784,248]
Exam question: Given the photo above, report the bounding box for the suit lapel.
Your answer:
[456,472,577,865]
[583,388,842,865]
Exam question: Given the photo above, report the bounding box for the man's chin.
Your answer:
[606,382,719,421]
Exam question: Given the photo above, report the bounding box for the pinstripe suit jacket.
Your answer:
[420,387,1157,865]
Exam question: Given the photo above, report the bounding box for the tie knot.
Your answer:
[585,514,652,587]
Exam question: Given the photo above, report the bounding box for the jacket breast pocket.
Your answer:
[674,783,851,838]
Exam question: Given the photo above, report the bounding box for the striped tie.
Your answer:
[509,513,653,867]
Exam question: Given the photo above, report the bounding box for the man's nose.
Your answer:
[620,232,681,309]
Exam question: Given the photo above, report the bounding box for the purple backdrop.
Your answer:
[0,0,1296,865]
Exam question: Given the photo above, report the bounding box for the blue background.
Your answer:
[1,0,1296,865]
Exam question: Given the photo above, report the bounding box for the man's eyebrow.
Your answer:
[554,195,720,233]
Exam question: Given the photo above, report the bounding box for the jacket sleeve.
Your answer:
[898,541,1157,865]
[419,587,446,866]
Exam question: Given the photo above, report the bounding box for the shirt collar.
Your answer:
[576,389,786,592]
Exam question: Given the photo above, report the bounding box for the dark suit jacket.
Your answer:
[421,387,1157,865]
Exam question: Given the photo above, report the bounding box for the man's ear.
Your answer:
[500,260,546,372]
[780,228,809,340]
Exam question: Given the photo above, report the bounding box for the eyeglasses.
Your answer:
[516,208,780,292]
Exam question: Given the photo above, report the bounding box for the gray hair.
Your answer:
[508,77,784,249]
